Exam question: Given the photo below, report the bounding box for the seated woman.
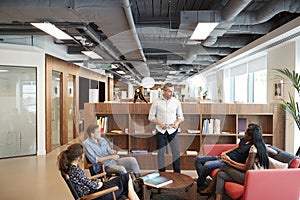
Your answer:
[57,143,139,200]
[201,124,269,200]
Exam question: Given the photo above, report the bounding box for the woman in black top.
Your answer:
[57,143,139,200]
[201,124,269,200]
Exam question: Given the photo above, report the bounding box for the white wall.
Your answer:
[0,43,46,155]
[267,41,299,154]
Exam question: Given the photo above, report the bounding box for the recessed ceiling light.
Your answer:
[111,64,118,69]
[81,51,103,59]
[0,69,9,73]
[31,22,73,40]
[116,70,126,75]
[190,22,218,40]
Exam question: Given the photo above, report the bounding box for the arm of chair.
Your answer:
[86,160,106,174]
[80,186,119,200]
[89,172,107,180]
[243,169,300,200]
[203,144,237,156]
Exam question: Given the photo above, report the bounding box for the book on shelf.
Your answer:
[186,150,198,155]
[131,150,148,154]
[140,172,173,188]
[117,150,128,155]
[110,129,123,134]
[202,118,220,134]
[238,118,247,134]
[187,129,200,134]
[97,116,108,133]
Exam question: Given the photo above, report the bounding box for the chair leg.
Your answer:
[112,191,117,200]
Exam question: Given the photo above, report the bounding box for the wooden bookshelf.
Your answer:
[84,102,285,170]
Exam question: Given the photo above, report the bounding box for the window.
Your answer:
[253,69,267,103]
[234,74,248,103]
[230,55,267,103]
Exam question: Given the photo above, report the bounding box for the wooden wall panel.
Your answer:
[45,55,107,153]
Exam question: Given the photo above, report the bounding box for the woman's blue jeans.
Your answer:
[194,155,224,187]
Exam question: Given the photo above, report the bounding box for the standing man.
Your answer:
[148,82,184,173]
[83,124,141,178]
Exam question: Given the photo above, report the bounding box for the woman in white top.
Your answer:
[201,123,269,200]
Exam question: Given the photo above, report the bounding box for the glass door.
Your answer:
[0,65,37,158]
[67,74,75,141]
[52,71,61,149]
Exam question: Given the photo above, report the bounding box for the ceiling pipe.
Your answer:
[203,36,253,48]
[204,0,300,48]
[121,0,146,62]
[81,24,142,81]
[234,0,300,25]
[222,0,253,21]
[122,0,151,80]
[228,22,273,35]
[204,0,252,46]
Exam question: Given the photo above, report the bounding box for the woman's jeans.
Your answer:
[194,155,224,187]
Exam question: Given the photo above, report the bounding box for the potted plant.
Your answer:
[275,68,300,155]
[203,90,208,100]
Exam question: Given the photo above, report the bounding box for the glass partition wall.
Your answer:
[51,71,61,149]
[0,66,37,158]
[67,74,75,142]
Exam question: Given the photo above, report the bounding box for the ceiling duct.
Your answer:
[222,0,253,21]
[234,0,300,25]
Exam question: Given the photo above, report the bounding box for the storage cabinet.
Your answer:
[84,102,284,170]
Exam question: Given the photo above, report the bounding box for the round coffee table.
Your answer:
[142,172,196,200]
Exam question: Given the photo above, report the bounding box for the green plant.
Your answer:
[275,68,300,94]
[198,86,203,97]
[275,68,300,130]
[203,90,208,97]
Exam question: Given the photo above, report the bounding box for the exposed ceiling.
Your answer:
[0,0,300,85]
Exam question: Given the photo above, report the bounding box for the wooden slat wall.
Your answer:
[45,55,106,153]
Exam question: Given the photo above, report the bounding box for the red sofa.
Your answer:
[203,144,300,200]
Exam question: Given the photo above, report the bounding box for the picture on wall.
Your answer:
[274,81,283,98]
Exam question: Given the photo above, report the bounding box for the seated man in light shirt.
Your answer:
[83,124,141,178]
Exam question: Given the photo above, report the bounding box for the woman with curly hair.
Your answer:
[57,143,139,200]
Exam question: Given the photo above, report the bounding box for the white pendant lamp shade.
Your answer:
[141,77,155,88]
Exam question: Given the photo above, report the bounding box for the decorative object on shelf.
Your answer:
[202,90,208,100]
[275,68,300,156]
[133,87,148,103]
[217,86,222,102]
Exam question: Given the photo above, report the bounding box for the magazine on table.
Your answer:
[140,172,173,188]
